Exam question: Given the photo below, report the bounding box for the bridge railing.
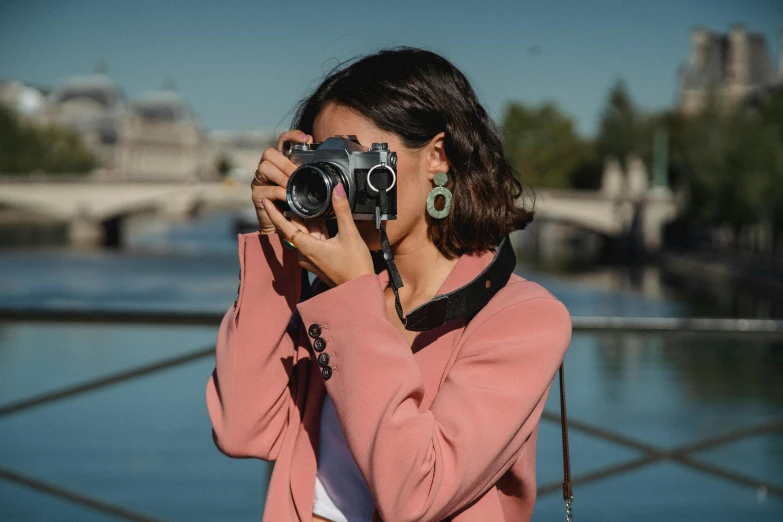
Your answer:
[0,307,781,521]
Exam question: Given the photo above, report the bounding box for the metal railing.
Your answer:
[0,308,781,521]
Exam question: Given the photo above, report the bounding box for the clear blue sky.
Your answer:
[1,0,780,136]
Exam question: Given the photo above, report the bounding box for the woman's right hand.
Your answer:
[252,130,312,234]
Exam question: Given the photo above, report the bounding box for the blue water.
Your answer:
[1,211,781,521]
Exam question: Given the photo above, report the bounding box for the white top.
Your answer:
[312,393,375,522]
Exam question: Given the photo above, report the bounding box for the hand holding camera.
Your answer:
[251,130,318,235]
[261,179,375,288]
[277,135,398,226]
[252,132,398,286]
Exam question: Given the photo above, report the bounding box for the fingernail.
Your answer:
[299,132,308,140]
[335,183,345,199]
[261,199,267,209]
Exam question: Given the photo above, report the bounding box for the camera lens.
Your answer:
[286,162,347,218]
[302,176,327,207]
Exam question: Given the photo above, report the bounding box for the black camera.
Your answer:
[277,135,397,223]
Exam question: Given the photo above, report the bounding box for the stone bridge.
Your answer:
[533,187,681,250]
[0,178,681,249]
[0,179,249,246]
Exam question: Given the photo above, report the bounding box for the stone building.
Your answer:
[116,88,209,180]
[2,70,226,180]
[44,72,212,180]
[46,72,129,170]
[679,25,782,115]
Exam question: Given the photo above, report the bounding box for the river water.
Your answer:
[0,211,781,521]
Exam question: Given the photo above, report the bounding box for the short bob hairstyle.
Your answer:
[292,46,535,259]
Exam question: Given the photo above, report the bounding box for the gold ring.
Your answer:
[252,169,265,186]
[282,229,301,251]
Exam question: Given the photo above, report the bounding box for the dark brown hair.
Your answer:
[292,46,535,259]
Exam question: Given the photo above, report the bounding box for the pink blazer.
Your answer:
[206,231,572,522]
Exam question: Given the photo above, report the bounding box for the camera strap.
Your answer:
[371,169,515,333]
[370,170,573,520]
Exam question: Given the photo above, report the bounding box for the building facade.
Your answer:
[44,72,212,180]
[679,25,782,115]
[1,70,275,181]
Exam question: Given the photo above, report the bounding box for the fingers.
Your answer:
[317,219,330,240]
[252,184,285,208]
[330,182,356,237]
[293,215,328,241]
[255,158,289,187]
[259,147,297,178]
[254,130,311,186]
[276,130,312,152]
[262,198,317,251]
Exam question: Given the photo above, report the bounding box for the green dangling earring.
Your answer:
[426,171,452,219]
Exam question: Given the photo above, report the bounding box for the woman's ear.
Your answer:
[424,132,450,180]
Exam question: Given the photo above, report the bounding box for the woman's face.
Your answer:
[312,102,435,251]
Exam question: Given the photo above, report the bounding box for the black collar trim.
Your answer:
[371,235,517,332]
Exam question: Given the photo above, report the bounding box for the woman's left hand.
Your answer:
[262,182,375,288]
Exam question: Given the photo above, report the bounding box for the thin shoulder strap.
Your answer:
[559,362,573,521]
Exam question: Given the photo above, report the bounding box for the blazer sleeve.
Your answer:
[295,273,572,522]
[205,231,304,460]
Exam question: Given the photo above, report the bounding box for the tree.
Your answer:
[216,155,233,178]
[501,101,595,188]
[755,89,783,254]
[661,91,783,251]
[0,104,95,174]
[596,80,645,169]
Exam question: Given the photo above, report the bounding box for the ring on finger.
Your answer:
[282,229,301,250]
[252,169,266,186]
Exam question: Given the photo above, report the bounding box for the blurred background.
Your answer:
[1,0,782,520]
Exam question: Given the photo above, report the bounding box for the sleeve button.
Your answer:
[313,337,326,352]
[321,366,332,380]
[317,352,330,367]
[308,324,322,338]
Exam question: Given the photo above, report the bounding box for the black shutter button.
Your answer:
[313,338,326,352]
[317,352,330,367]
[321,366,332,380]
[308,324,321,338]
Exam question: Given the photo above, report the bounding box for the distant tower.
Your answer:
[679,25,780,114]
[679,27,712,114]
[691,27,709,70]
[725,25,750,105]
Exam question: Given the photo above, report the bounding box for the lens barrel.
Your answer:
[286,162,347,219]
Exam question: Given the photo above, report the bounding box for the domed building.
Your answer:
[116,86,209,180]
[47,71,126,167]
[44,70,212,180]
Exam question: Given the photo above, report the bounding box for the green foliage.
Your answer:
[0,104,96,174]
[660,91,783,236]
[501,101,597,188]
[596,80,645,169]
[500,81,783,244]
[216,155,233,178]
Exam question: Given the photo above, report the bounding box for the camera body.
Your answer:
[277,135,398,222]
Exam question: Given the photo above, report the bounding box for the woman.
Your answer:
[206,47,572,522]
